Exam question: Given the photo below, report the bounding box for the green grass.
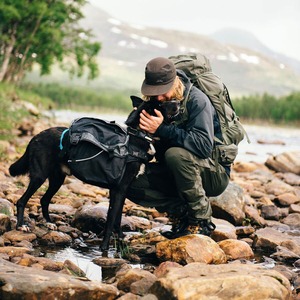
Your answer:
[19,82,135,113]
[0,81,136,144]
[0,82,53,141]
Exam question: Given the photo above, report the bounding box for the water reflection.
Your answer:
[41,246,144,282]
[45,247,103,281]
[237,124,300,163]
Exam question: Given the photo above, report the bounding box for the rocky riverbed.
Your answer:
[0,114,300,299]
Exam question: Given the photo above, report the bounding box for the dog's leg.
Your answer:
[40,171,66,230]
[101,189,127,251]
[16,177,45,231]
[114,204,125,239]
[101,161,141,251]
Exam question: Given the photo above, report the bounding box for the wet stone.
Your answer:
[39,231,72,246]
[290,204,300,214]
[210,218,237,242]
[0,213,11,234]
[281,213,300,229]
[0,198,14,216]
[235,225,255,236]
[260,205,281,220]
[156,235,227,265]
[3,230,37,244]
[277,192,300,206]
[218,239,254,260]
[270,246,300,263]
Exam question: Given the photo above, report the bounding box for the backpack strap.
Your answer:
[204,88,229,129]
[173,83,193,125]
[235,118,251,144]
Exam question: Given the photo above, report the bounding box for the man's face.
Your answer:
[155,89,174,102]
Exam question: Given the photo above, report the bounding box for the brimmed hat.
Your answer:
[141,57,176,96]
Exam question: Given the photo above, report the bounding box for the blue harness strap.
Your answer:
[59,129,69,150]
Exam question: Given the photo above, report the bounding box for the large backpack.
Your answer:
[169,53,250,166]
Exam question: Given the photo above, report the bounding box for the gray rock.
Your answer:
[0,258,119,299]
[254,227,300,256]
[210,182,246,225]
[150,262,292,299]
[72,203,108,233]
[0,198,14,217]
[265,151,300,175]
[0,213,11,234]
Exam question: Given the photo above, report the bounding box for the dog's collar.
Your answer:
[127,127,153,143]
[59,129,69,150]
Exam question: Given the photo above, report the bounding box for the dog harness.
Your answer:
[58,117,154,188]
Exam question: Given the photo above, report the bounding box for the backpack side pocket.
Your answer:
[213,143,238,166]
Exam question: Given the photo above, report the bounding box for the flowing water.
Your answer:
[44,246,104,281]
[236,124,300,163]
[38,245,143,281]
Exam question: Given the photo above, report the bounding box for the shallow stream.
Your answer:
[35,245,144,281]
[45,246,103,281]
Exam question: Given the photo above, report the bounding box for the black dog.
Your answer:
[9,96,170,251]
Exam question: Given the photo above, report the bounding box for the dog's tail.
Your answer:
[9,148,30,177]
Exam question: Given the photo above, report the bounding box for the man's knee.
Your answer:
[165,147,190,167]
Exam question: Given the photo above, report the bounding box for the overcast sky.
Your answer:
[89,0,300,61]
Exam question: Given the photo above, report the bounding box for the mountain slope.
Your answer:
[211,28,300,75]
[28,4,300,97]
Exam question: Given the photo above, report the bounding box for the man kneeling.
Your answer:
[127,57,230,238]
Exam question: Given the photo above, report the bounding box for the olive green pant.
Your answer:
[126,147,229,224]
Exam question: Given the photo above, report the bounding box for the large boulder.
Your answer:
[253,227,300,256]
[265,151,300,175]
[151,262,292,299]
[218,239,254,260]
[0,198,14,217]
[156,235,227,265]
[0,258,119,299]
[72,203,108,233]
[210,182,246,225]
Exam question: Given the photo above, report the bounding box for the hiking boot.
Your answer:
[161,214,189,239]
[170,219,216,239]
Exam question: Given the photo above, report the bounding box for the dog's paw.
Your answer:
[17,225,31,232]
[45,222,57,231]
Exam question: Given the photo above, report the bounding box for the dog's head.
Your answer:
[125,96,181,128]
[159,99,181,120]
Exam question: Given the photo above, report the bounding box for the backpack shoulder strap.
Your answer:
[173,83,193,125]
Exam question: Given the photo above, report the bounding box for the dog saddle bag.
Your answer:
[66,117,129,188]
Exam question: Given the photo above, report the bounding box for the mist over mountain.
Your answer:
[32,4,300,98]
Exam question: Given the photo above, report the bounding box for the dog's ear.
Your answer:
[125,96,147,127]
[130,95,144,108]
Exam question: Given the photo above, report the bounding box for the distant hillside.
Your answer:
[210,28,300,75]
[26,4,300,98]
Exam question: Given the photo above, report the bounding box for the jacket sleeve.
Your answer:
[155,88,215,159]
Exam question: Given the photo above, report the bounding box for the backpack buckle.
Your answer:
[70,133,81,145]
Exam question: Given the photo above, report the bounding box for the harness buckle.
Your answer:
[127,127,153,142]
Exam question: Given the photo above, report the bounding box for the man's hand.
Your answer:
[139,109,163,134]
